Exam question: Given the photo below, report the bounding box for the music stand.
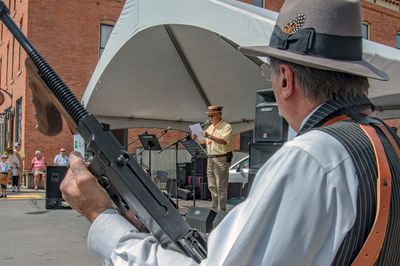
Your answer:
[181,140,208,206]
[139,133,162,178]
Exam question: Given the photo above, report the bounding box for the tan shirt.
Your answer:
[206,119,232,155]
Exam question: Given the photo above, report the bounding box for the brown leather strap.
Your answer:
[375,123,400,160]
[322,115,394,265]
[351,125,392,266]
[322,114,350,127]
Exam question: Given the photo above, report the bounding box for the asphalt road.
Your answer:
[0,198,102,266]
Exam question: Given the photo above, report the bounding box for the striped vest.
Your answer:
[299,97,400,265]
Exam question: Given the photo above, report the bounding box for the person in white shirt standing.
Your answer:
[53,148,69,167]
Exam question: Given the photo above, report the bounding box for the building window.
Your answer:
[6,44,9,86]
[11,37,15,80]
[15,97,22,143]
[99,23,114,58]
[251,0,264,7]
[18,18,22,73]
[396,33,400,49]
[0,121,2,152]
[3,107,10,148]
[362,22,369,40]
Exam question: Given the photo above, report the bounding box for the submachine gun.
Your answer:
[0,2,206,263]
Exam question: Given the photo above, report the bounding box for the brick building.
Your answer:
[0,0,125,170]
[0,0,399,173]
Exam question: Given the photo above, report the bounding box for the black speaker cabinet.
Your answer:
[193,158,207,178]
[178,188,193,200]
[186,207,216,233]
[168,181,193,200]
[245,143,283,197]
[227,182,242,199]
[249,142,283,171]
[45,166,68,209]
[254,89,288,142]
[213,210,227,229]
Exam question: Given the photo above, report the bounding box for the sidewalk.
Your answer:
[0,187,45,200]
[1,186,245,214]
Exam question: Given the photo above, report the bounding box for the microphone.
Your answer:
[161,126,171,134]
[201,120,211,129]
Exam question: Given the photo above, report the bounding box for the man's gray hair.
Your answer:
[269,58,369,102]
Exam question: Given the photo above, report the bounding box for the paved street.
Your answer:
[0,191,102,266]
[0,189,241,266]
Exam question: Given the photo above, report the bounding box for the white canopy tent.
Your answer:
[82,0,400,133]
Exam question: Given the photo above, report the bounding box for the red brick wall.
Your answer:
[264,0,283,12]
[0,0,125,169]
[362,1,400,46]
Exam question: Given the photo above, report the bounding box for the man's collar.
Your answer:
[299,104,323,132]
[298,96,374,135]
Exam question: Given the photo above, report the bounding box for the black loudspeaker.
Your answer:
[168,180,192,200]
[178,188,192,200]
[244,142,283,197]
[45,166,68,209]
[213,210,227,229]
[254,89,288,142]
[227,183,242,199]
[193,158,207,178]
[186,207,216,233]
[244,169,257,198]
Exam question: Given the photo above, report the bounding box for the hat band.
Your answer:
[270,26,362,61]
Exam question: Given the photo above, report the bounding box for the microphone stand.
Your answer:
[158,132,191,208]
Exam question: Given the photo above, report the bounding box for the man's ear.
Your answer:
[278,64,295,100]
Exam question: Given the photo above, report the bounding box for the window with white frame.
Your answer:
[15,97,22,143]
[362,22,369,40]
[99,23,114,58]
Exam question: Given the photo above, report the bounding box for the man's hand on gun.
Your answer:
[60,152,113,222]
[60,152,148,231]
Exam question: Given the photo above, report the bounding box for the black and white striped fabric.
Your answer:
[299,96,400,265]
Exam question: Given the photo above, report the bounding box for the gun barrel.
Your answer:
[0,1,207,262]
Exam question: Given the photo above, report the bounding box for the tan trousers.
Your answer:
[207,156,230,211]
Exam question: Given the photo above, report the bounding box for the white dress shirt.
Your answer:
[87,128,358,266]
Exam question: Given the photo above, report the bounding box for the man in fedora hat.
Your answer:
[192,105,233,212]
[59,0,400,265]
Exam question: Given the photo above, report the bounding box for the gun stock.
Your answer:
[0,2,206,262]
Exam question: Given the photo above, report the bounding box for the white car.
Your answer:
[228,155,249,188]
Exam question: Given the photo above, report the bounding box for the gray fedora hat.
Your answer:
[239,0,389,81]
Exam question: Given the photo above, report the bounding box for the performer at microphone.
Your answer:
[192,105,232,212]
